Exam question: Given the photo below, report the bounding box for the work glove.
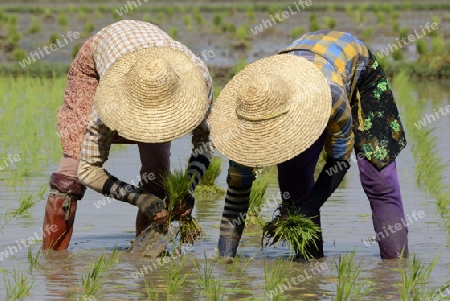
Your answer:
[102,176,168,224]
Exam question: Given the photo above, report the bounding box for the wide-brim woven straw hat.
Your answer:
[210,54,331,167]
[94,47,209,143]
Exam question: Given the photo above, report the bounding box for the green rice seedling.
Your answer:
[344,5,352,15]
[97,5,108,13]
[77,10,87,22]
[353,10,362,23]
[430,16,440,37]
[416,39,428,56]
[28,16,40,34]
[246,6,255,22]
[43,8,52,19]
[381,3,394,14]
[195,156,225,195]
[12,48,27,62]
[4,269,32,300]
[84,22,95,34]
[168,27,178,39]
[72,43,82,58]
[393,254,439,300]
[213,13,223,28]
[8,29,21,45]
[164,255,188,295]
[194,13,204,26]
[290,26,305,39]
[112,10,121,21]
[309,14,320,32]
[324,17,337,30]
[9,191,38,216]
[375,11,385,25]
[236,24,249,42]
[161,169,203,244]
[326,4,336,13]
[144,278,159,300]
[362,27,372,40]
[262,213,322,259]
[166,7,175,19]
[264,257,293,300]
[195,252,226,298]
[183,15,193,31]
[389,10,400,21]
[246,171,269,227]
[268,5,279,15]
[392,21,400,33]
[81,246,118,297]
[0,7,5,22]
[333,249,374,300]
[393,72,450,233]
[399,27,410,40]
[49,33,58,44]
[431,36,445,56]
[222,23,236,33]
[392,48,403,61]
[28,247,41,273]
[178,6,186,13]
[59,12,68,28]
[9,14,17,25]
[142,13,151,23]
[445,12,450,21]
[156,12,164,23]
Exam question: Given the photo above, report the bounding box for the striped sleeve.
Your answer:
[324,81,354,161]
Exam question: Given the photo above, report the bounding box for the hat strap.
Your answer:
[235,107,290,122]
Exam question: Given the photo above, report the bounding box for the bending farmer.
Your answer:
[210,30,408,260]
[42,20,213,250]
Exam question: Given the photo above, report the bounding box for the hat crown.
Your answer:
[236,75,291,122]
[125,58,179,107]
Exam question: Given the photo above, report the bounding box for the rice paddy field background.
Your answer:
[1,0,450,300]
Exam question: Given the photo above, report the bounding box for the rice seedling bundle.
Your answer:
[195,156,225,195]
[161,168,203,244]
[261,212,321,259]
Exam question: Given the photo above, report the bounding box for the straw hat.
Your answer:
[210,54,331,167]
[94,47,209,143]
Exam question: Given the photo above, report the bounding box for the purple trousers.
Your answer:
[277,138,408,259]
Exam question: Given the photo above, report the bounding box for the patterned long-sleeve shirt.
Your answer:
[73,20,214,194]
[278,30,406,169]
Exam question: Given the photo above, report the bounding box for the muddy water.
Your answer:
[1,81,449,300]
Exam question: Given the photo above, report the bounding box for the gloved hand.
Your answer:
[102,175,168,224]
[170,190,195,221]
[297,199,320,218]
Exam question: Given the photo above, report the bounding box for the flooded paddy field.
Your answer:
[1,0,450,300]
[0,77,450,300]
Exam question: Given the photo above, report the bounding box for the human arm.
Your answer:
[299,82,354,216]
[77,112,167,223]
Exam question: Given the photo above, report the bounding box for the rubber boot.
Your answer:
[218,161,253,260]
[218,187,248,260]
[42,173,85,251]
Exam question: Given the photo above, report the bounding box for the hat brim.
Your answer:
[94,48,209,143]
[210,54,331,167]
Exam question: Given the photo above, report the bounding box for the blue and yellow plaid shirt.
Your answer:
[279,31,370,162]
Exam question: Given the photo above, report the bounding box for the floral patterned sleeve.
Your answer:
[324,81,355,162]
[354,51,407,170]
